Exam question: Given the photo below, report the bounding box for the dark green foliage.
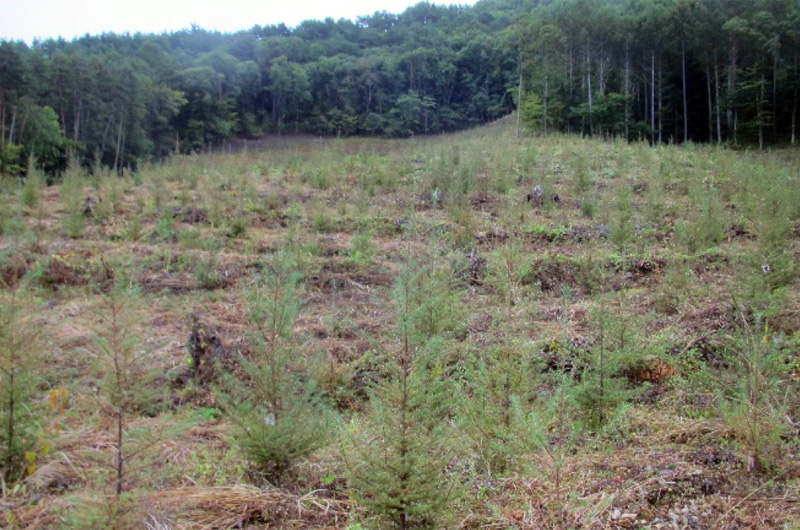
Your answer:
[571,93,629,138]
[17,106,68,174]
[0,144,24,176]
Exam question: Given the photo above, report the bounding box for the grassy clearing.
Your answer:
[2,122,800,529]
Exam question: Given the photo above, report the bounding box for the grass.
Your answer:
[2,121,800,529]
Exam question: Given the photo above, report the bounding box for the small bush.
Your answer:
[580,199,596,219]
[226,216,248,238]
[195,253,222,290]
[347,231,377,268]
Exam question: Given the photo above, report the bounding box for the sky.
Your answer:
[1,0,479,43]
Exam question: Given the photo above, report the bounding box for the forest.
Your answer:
[1,0,800,176]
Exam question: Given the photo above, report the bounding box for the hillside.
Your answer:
[2,121,800,529]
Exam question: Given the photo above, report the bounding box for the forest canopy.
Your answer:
[1,0,799,173]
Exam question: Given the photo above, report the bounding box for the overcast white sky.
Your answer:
[2,0,478,43]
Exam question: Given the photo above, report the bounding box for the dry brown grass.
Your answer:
[146,485,349,529]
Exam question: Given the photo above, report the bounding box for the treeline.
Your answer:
[1,0,799,173]
[513,0,800,148]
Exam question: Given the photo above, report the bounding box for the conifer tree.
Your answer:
[721,307,789,472]
[572,297,634,430]
[344,263,459,530]
[0,225,42,484]
[522,288,580,506]
[463,339,538,474]
[0,286,39,483]
[462,240,539,474]
[88,277,162,497]
[220,251,330,485]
